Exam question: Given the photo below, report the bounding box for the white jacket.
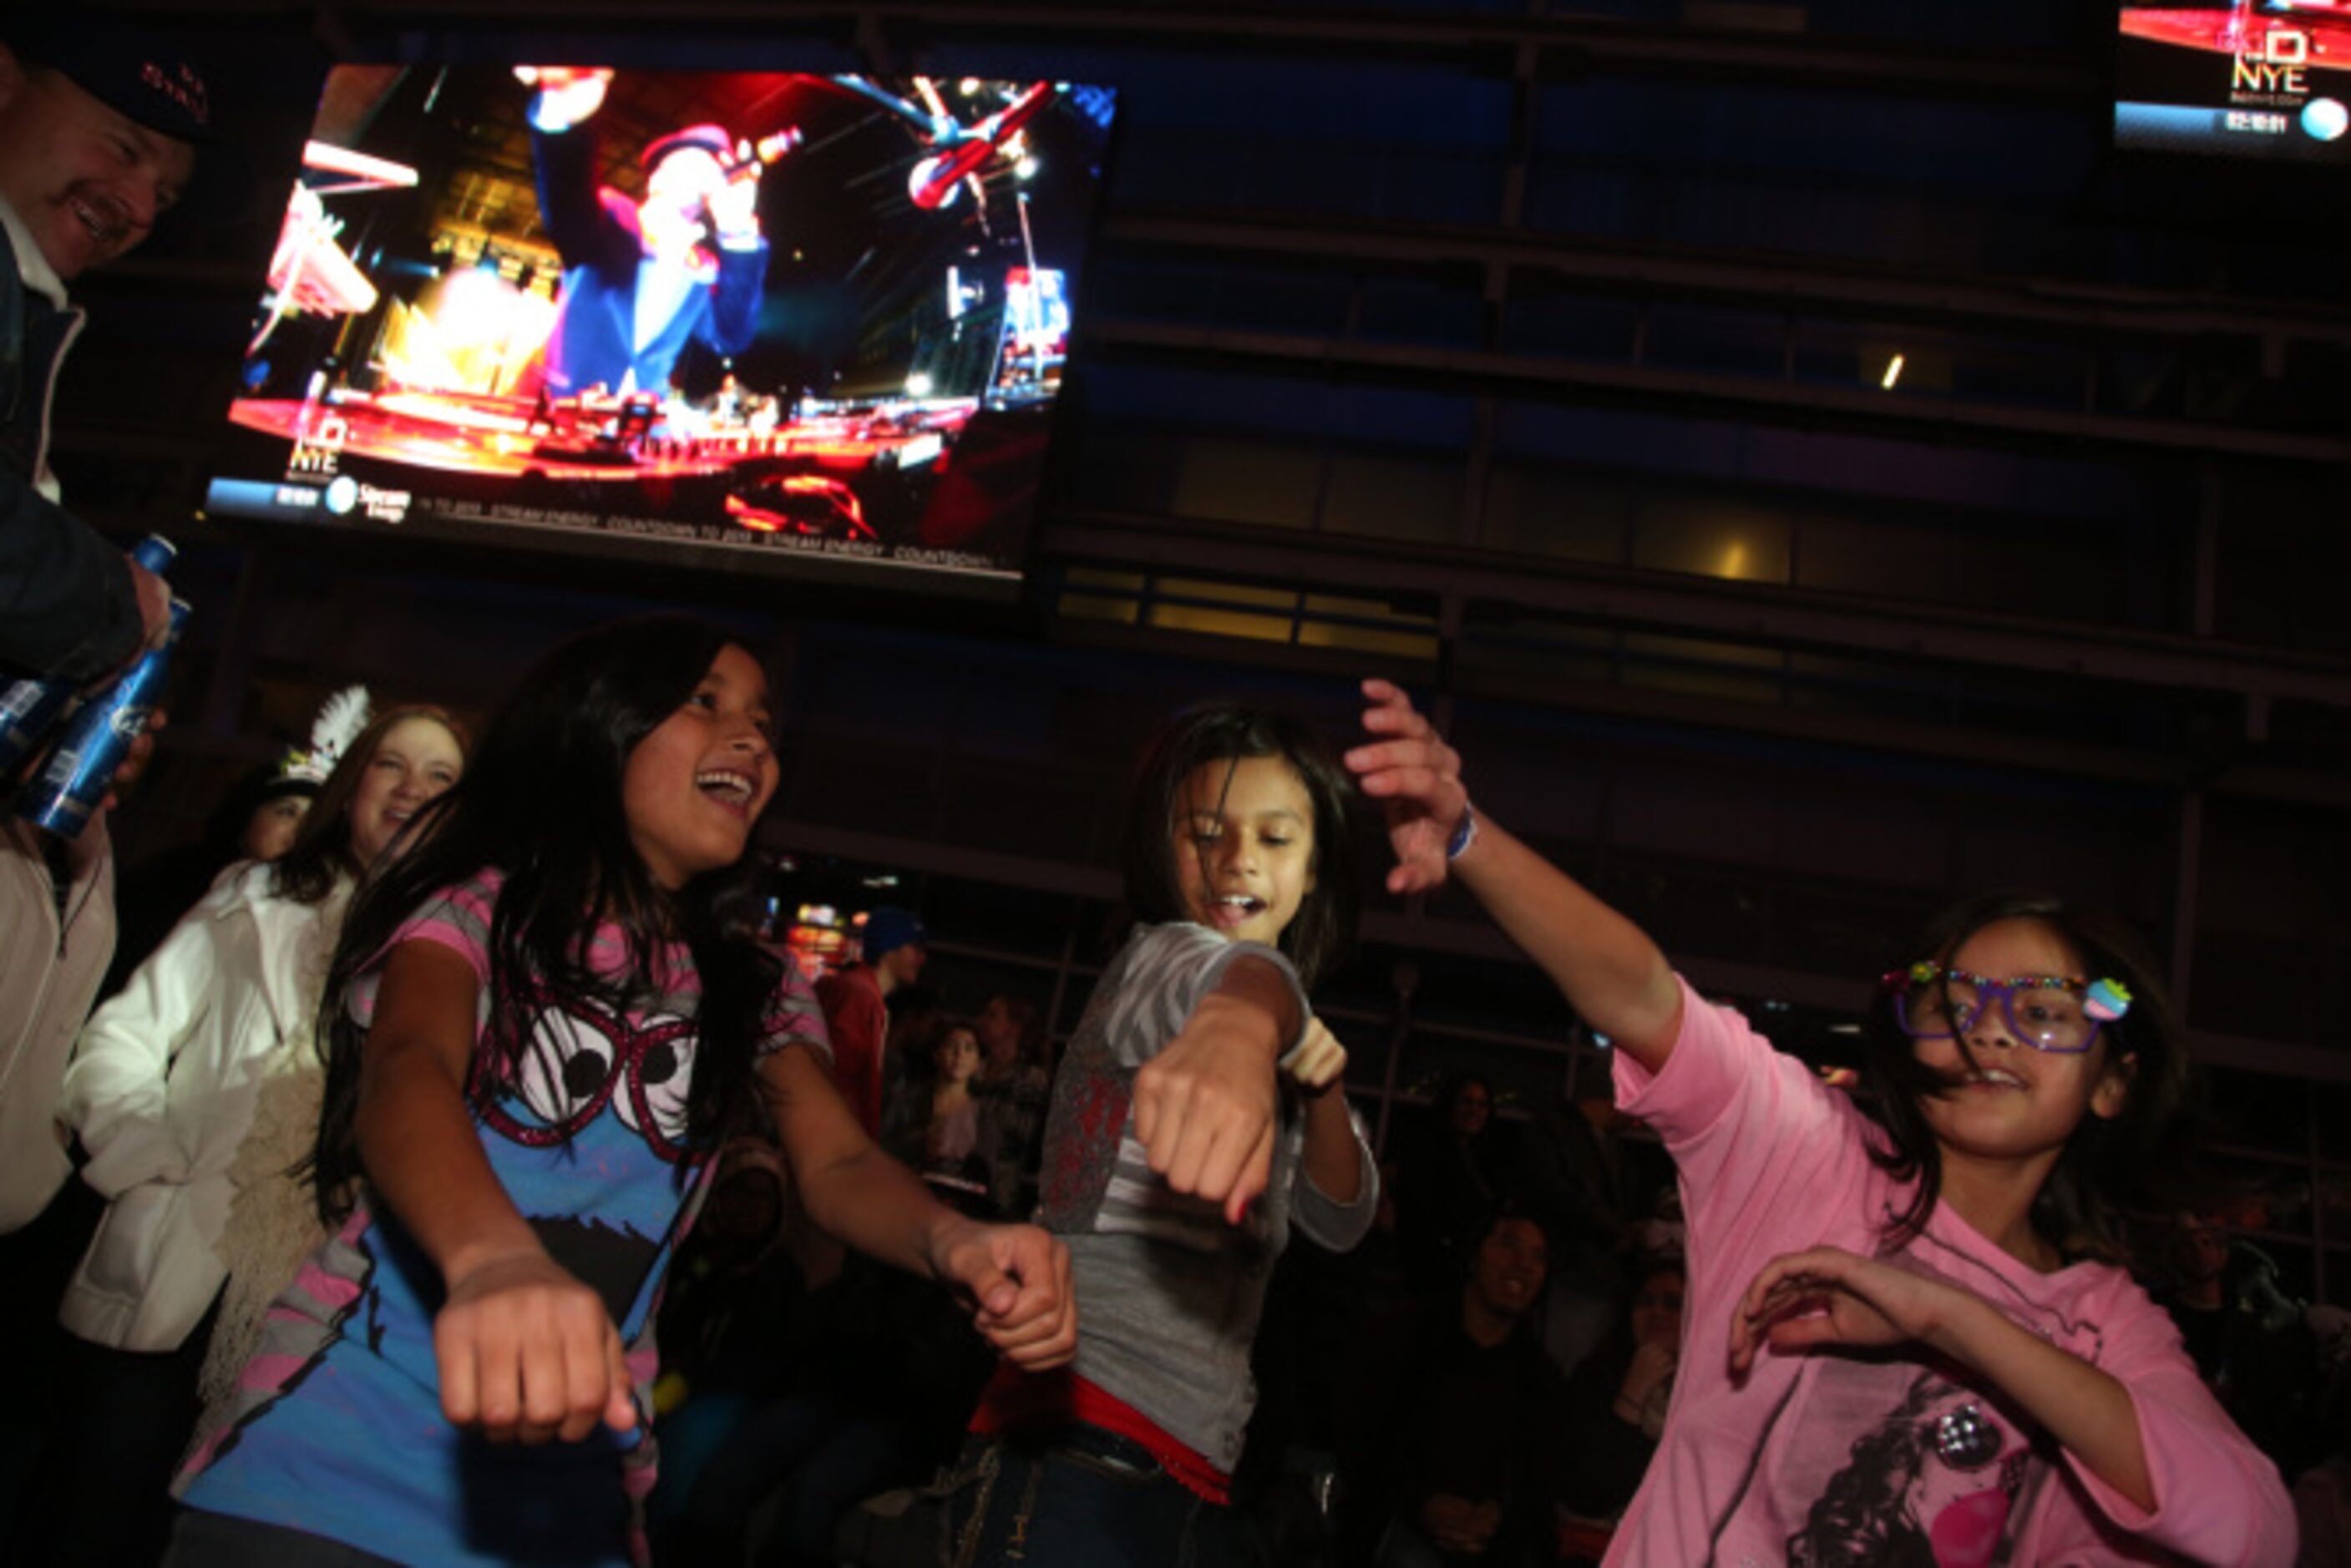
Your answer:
[57,861,346,1351]
[0,817,114,1232]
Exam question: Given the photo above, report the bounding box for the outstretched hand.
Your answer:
[435,1247,636,1444]
[1134,992,1280,1226]
[932,1219,1078,1369]
[706,142,766,240]
[1730,1245,1964,1376]
[516,66,613,132]
[1345,678,1468,897]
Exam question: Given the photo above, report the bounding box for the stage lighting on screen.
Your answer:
[205,63,1120,595]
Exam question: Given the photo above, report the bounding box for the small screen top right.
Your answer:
[2116,3,2351,160]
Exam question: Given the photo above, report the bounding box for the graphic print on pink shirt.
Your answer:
[1776,1252,2057,1566]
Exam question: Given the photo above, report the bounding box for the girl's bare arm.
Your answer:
[357,939,634,1444]
[762,1045,1077,1367]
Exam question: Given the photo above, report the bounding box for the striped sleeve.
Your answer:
[1100,923,1304,1072]
[1093,923,1307,1252]
[343,871,503,1030]
[763,956,831,1065]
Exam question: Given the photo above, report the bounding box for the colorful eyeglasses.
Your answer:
[1882,963,2131,1055]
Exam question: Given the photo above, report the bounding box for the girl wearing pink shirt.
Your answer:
[1346,679,2294,1567]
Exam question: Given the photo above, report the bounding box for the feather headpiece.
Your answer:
[278,685,372,787]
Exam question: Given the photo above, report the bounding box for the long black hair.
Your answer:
[1119,702,1359,989]
[1858,892,2196,1261]
[309,616,780,1219]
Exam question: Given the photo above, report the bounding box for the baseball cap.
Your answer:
[641,124,733,176]
[860,906,928,964]
[5,13,216,145]
[3,12,261,227]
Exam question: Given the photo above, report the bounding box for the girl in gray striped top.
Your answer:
[951,703,1379,1566]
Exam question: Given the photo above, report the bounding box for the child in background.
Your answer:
[951,704,1378,1565]
[1346,678,2294,1566]
[168,618,1072,1568]
[919,1017,985,1178]
[1558,1253,1687,1552]
[971,992,1051,1217]
[45,701,464,1565]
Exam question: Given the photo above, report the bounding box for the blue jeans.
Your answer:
[942,1427,1252,1568]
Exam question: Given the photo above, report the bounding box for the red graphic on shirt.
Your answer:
[472,983,697,1162]
[1042,1072,1130,1211]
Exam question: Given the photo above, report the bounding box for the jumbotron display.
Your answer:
[2116,3,2351,161]
[205,63,1118,594]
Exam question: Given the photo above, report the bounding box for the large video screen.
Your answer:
[2115,3,2351,161]
[205,64,1118,593]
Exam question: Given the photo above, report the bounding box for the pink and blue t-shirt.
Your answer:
[176,872,828,1566]
[1604,978,2296,1567]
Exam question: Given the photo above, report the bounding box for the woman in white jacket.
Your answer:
[42,703,464,1564]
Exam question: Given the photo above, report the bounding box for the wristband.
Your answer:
[1445,802,1478,862]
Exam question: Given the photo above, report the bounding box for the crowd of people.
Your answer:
[2,13,2345,1568]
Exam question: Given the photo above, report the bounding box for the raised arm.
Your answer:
[761,1043,1075,1369]
[521,69,626,272]
[355,938,636,1445]
[702,150,769,354]
[1346,678,1682,1071]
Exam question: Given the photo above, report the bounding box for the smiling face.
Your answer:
[0,55,195,281]
[1171,753,1315,948]
[621,644,776,891]
[1468,1216,1548,1321]
[345,716,464,869]
[1913,917,2132,1168]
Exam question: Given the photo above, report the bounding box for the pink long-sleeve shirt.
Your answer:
[1601,979,2296,1567]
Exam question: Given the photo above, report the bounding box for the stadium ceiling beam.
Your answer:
[122,2,2086,102]
[1085,319,2351,466]
[1102,210,2351,355]
[1041,509,2351,716]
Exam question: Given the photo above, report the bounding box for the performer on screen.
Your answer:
[521,67,772,401]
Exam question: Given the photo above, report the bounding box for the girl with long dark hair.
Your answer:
[169,617,1072,1568]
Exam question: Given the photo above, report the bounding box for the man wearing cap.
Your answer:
[0,28,206,1552]
[523,67,771,401]
[815,906,928,1138]
[0,18,200,682]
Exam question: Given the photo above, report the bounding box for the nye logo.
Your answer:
[287,412,347,478]
[2232,28,2310,104]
